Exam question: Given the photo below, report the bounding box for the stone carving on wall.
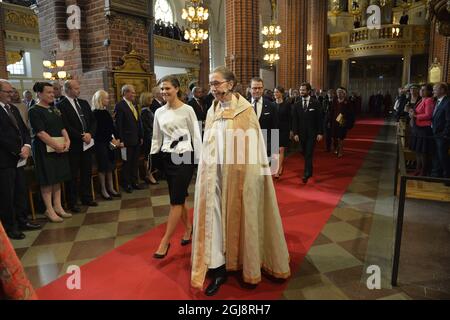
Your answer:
[6,50,24,65]
[5,10,38,29]
[108,14,146,36]
[113,49,155,102]
[105,0,151,19]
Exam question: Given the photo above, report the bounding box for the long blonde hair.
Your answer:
[91,90,109,111]
[139,91,153,108]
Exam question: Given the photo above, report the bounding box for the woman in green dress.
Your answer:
[29,82,72,223]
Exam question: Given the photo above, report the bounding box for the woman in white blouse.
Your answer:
[150,75,202,259]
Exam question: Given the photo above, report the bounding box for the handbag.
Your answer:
[46,137,65,153]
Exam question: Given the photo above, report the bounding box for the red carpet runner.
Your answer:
[37,118,383,300]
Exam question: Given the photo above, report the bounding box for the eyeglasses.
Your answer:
[209,81,228,87]
[251,87,264,91]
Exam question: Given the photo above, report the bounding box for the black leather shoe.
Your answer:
[7,230,26,240]
[82,201,98,207]
[205,275,227,296]
[125,185,133,193]
[302,177,309,184]
[19,221,42,231]
[68,206,81,213]
[132,183,143,190]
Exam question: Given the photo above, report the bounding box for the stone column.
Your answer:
[341,58,349,88]
[310,0,329,90]
[0,4,9,79]
[225,0,260,87]
[278,0,308,89]
[402,50,411,86]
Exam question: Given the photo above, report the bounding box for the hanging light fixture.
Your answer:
[181,0,209,49]
[42,50,69,80]
[262,1,281,67]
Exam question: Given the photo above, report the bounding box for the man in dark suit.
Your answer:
[0,79,41,240]
[52,81,65,105]
[250,77,278,158]
[115,84,143,193]
[57,80,97,212]
[150,86,164,114]
[431,83,450,184]
[22,90,35,109]
[322,89,336,152]
[188,87,207,131]
[292,82,324,184]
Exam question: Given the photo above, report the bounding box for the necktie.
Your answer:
[303,99,308,111]
[253,99,259,114]
[74,98,87,132]
[129,101,138,120]
[433,99,442,118]
[5,105,23,146]
[5,104,19,129]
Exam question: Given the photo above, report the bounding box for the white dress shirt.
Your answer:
[66,96,85,129]
[150,104,202,157]
[251,97,263,119]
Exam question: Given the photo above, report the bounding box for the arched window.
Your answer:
[154,0,174,24]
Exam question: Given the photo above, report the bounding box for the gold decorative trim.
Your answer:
[154,35,201,65]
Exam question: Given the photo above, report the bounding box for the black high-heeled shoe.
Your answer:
[181,230,193,246]
[153,243,171,259]
[101,193,113,201]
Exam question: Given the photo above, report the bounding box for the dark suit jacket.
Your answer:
[114,99,142,147]
[150,99,163,114]
[432,96,450,139]
[292,97,324,138]
[57,97,97,152]
[0,104,31,169]
[188,98,207,122]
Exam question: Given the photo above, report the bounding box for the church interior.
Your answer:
[0,0,449,301]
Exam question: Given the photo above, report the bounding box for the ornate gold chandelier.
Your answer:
[181,0,209,48]
[42,51,69,80]
[262,24,281,66]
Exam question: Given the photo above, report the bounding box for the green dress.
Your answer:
[29,104,71,186]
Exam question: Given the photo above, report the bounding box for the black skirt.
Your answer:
[410,125,434,154]
[94,142,116,173]
[161,152,194,205]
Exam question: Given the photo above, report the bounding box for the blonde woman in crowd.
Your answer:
[91,90,121,200]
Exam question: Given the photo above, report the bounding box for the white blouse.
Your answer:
[150,104,202,158]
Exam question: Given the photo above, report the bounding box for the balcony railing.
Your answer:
[329,24,428,48]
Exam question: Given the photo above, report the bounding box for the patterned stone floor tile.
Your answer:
[306,243,363,274]
[83,210,120,225]
[32,227,80,246]
[67,238,116,261]
[21,242,74,267]
[74,222,119,241]
[118,207,154,222]
[321,222,368,243]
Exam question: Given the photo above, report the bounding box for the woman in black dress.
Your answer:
[91,90,121,200]
[139,92,158,185]
[331,87,355,158]
[29,82,71,223]
[273,86,291,179]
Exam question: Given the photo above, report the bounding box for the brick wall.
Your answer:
[37,0,152,104]
[0,5,8,79]
[225,0,260,87]
[278,0,308,90]
[429,19,450,83]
